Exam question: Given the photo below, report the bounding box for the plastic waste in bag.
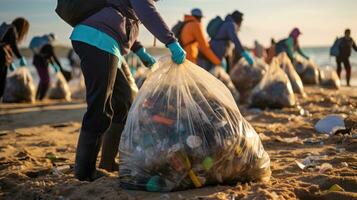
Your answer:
[230,57,268,102]
[315,114,345,135]
[293,54,319,85]
[277,52,305,95]
[319,67,341,89]
[249,58,296,109]
[48,72,72,101]
[209,66,240,103]
[3,67,36,103]
[119,56,271,192]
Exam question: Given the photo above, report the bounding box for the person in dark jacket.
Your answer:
[70,0,186,181]
[198,10,253,72]
[0,17,29,99]
[275,28,309,63]
[32,34,70,100]
[336,29,357,86]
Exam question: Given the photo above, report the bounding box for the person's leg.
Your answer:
[342,58,351,86]
[34,56,50,100]
[72,41,119,181]
[99,60,137,171]
[336,57,342,78]
[0,63,7,99]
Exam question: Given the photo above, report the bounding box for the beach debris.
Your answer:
[52,165,71,176]
[295,155,327,170]
[328,184,344,192]
[341,162,348,167]
[303,138,324,146]
[315,115,345,135]
[318,163,333,173]
[293,54,320,85]
[45,152,67,162]
[336,147,346,153]
[276,136,299,144]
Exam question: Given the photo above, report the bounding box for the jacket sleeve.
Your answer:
[131,0,176,46]
[46,45,63,69]
[352,39,357,52]
[130,40,144,53]
[295,40,309,59]
[226,23,244,55]
[195,23,221,65]
[8,28,22,59]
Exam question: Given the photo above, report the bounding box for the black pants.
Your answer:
[72,41,135,135]
[0,63,7,99]
[336,56,351,86]
[0,50,8,99]
[33,55,50,100]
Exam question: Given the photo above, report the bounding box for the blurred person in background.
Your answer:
[0,17,29,100]
[199,10,254,72]
[336,29,357,86]
[179,8,221,66]
[275,27,309,63]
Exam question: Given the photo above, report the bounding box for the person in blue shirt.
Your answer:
[198,10,254,72]
[70,0,186,181]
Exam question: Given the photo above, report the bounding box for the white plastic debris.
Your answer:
[315,115,345,135]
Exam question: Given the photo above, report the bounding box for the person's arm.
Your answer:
[297,46,309,60]
[131,0,176,46]
[8,28,22,59]
[226,23,244,55]
[195,23,221,65]
[131,40,156,68]
[226,23,253,65]
[352,39,357,52]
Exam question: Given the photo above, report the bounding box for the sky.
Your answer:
[0,0,357,48]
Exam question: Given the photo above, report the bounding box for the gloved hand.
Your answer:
[241,51,254,66]
[136,47,156,68]
[51,64,61,73]
[167,42,186,64]
[9,63,16,71]
[19,57,27,66]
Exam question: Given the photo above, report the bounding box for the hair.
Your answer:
[11,17,30,43]
[231,10,243,25]
[345,29,351,35]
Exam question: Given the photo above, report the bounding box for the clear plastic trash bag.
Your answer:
[119,56,271,192]
[3,67,36,103]
[230,57,268,102]
[277,52,305,95]
[134,66,151,89]
[209,66,240,103]
[319,67,341,89]
[48,72,72,101]
[293,54,319,85]
[249,58,296,109]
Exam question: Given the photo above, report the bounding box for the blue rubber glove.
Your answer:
[167,42,186,64]
[9,63,16,71]
[19,57,27,66]
[51,64,60,73]
[241,51,254,66]
[136,47,156,68]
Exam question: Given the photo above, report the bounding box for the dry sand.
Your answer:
[0,86,356,200]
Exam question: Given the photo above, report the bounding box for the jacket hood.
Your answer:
[184,15,199,22]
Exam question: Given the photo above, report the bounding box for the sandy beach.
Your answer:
[0,86,356,200]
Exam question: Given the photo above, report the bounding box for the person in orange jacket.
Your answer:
[180,8,221,66]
